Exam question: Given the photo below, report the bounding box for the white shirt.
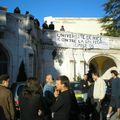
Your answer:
[93,78,106,100]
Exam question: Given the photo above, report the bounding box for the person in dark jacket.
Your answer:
[0,74,15,120]
[49,22,55,30]
[69,89,80,120]
[19,78,45,120]
[42,21,49,30]
[14,7,21,14]
[107,70,120,119]
[51,75,73,120]
[80,74,89,102]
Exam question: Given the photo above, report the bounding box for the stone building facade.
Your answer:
[0,9,41,83]
[44,16,106,35]
[41,30,120,81]
[0,9,120,83]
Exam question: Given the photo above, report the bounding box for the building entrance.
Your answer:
[89,56,116,79]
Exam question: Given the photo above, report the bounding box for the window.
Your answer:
[0,45,8,75]
[0,32,4,39]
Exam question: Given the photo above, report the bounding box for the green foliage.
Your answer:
[100,0,120,37]
[73,75,82,81]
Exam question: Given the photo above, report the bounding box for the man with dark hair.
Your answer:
[0,74,9,86]
[80,74,89,102]
[51,75,71,120]
[90,72,106,120]
[42,21,49,30]
[56,75,70,88]
[51,75,79,120]
[0,74,15,120]
[14,7,21,14]
[49,22,55,30]
[106,70,120,119]
[111,70,118,76]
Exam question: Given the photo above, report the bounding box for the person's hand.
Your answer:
[88,81,91,86]
[83,85,86,87]
[54,90,59,98]
[38,109,42,116]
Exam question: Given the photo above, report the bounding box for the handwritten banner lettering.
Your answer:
[46,31,109,49]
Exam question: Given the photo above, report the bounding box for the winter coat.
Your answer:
[0,85,15,120]
[19,93,45,120]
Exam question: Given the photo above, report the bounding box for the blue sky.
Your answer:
[0,0,107,24]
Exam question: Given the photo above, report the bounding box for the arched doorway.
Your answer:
[89,55,117,79]
[0,44,9,75]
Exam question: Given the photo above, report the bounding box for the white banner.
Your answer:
[45,31,110,49]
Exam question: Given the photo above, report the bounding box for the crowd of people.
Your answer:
[13,6,65,32]
[0,70,120,120]
[0,74,79,120]
[79,70,120,120]
[0,5,118,120]
[42,20,65,31]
